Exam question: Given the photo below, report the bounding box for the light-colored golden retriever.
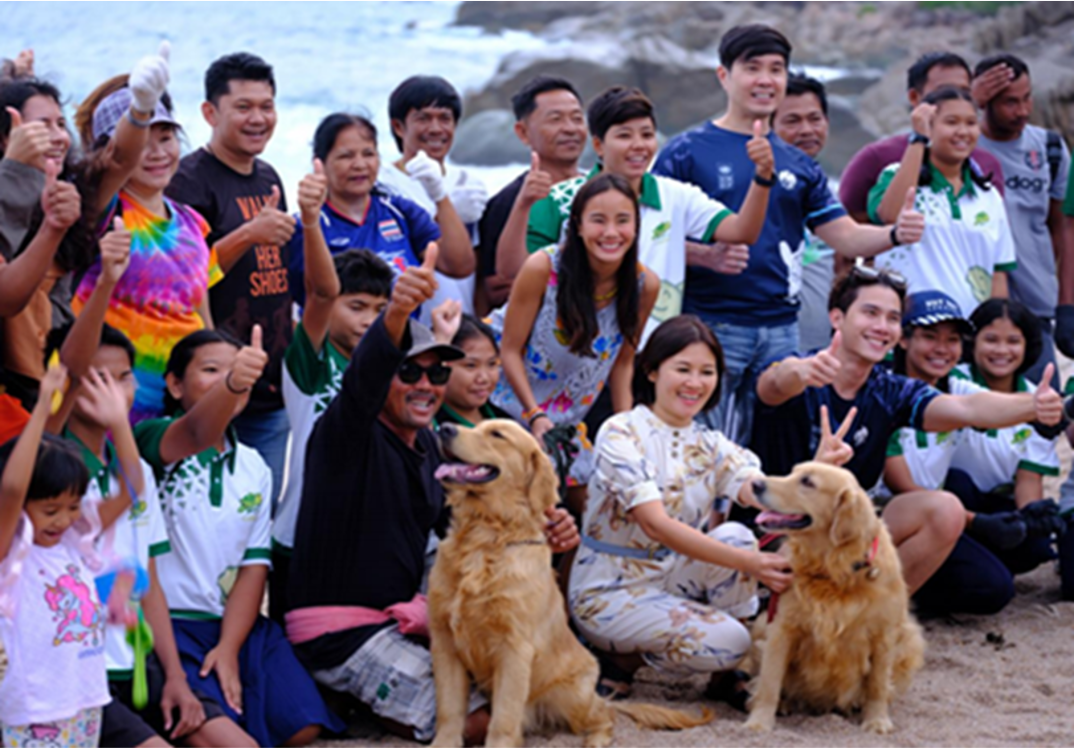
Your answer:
[430,419,712,748]
[745,462,925,734]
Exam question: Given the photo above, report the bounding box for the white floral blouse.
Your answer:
[570,405,762,593]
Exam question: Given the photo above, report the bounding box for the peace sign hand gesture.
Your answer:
[814,404,857,467]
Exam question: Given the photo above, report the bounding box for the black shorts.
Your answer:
[100,653,226,747]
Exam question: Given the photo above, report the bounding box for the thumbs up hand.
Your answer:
[746,119,774,180]
[390,242,440,316]
[1033,363,1062,426]
[518,151,554,210]
[245,184,296,246]
[405,150,447,203]
[5,105,52,171]
[128,40,171,115]
[98,216,132,286]
[41,159,81,231]
[227,324,269,395]
[297,158,328,225]
[801,330,843,389]
[893,186,924,246]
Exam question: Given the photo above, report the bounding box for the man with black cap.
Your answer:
[284,246,577,743]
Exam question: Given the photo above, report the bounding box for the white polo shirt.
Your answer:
[275,322,349,551]
[948,365,1060,492]
[69,432,169,674]
[882,372,984,496]
[527,168,732,343]
[135,419,273,620]
[869,163,1017,316]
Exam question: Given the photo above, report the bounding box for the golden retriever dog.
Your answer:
[430,420,712,748]
[744,462,925,735]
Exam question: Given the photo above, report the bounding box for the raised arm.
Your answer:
[154,326,268,465]
[498,251,552,436]
[0,365,66,560]
[814,188,923,260]
[212,185,295,273]
[921,364,1062,432]
[875,105,933,225]
[404,152,475,278]
[710,120,773,246]
[296,159,338,352]
[756,331,842,406]
[496,153,552,282]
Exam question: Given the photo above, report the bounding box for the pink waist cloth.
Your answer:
[285,594,428,645]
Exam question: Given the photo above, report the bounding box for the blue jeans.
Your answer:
[234,406,290,513]
[695,318,799,446]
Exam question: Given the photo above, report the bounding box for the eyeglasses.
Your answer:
[850,264,908,291]
[397,360,452,386]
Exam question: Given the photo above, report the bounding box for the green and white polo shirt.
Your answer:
[66,431,168,674]
[868,162,1017,317]
[526,166,732,341]
[274,322,349,552]
[135,418,273,620]
[948,364,1060,493]
[880,371,984,498]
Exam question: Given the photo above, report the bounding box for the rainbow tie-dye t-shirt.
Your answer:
[74,191,222,423]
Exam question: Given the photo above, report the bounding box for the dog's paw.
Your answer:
[862,716,894,735]
[430,732,464,748]
[745,714,775,733]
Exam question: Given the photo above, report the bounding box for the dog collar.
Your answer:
[851,536,881,577]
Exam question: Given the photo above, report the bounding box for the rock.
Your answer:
[454,1,607,33]
[451,110,527,166]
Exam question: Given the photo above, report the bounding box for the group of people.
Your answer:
[1,20,1073,748]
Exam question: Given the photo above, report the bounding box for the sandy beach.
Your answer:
[325,561,1074,747]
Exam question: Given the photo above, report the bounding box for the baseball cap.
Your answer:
[92,87,179,142]
[404,319,464,362]
[902,290,974,335]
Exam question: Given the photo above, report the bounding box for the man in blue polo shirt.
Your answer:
[653,24,925,445]
[752,268,1063,611]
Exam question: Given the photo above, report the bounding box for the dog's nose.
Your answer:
[440,422,458,441]
[752,479,766,496]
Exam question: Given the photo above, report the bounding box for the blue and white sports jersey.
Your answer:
[653,122,845,327]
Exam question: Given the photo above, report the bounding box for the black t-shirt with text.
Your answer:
[166,148,292,413]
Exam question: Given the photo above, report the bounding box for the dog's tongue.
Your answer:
[757,510,805,526]
[435,463,492,482]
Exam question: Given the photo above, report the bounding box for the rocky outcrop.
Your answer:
[453,1,1074,174]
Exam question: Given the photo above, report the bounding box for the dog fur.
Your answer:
[744,462,925,734]
[429,419,712,747]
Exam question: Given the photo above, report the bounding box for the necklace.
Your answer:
[593,286,618,303]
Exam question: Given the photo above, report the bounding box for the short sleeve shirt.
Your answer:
[286,196,439,306]
[274,323,350,551]
[978,125,1071,317]
[868,163,1017,316]
[653,122,845,326]
[134,418,273,620]
[948,364,1061,491]
[526,166,731,341]
[751,363,942,491]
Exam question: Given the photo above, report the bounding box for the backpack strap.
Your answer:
[1046,130,1062,186]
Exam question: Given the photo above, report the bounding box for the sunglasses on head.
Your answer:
[397,360,452,386]
[850,264,908,291]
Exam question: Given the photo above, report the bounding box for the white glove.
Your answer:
[449,172,488,225]
[129,40,171,114]
[405,150,447,203]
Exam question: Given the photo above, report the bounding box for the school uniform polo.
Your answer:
[274,322,350,552]
[134,420,273,620]
[65,431,168,675]
[868,163,1017,316]
[526,166,732,340]
[881,371,984,496]
[949,365,1060,492]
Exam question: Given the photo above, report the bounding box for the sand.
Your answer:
[321,562,1074,747]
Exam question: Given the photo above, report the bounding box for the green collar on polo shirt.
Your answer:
[170,409,240,508]
[64,427,118,498]
[927,162,976,219]
[585,164,662,210]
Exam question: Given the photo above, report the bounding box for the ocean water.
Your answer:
[5,1,546,195]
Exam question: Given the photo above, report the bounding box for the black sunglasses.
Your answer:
[850,264,908,291]
[397,360,452,386]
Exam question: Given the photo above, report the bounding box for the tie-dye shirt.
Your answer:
[74,191,222,422]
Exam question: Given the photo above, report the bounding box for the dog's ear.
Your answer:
[528,448,561,514]
[829,486,872,547]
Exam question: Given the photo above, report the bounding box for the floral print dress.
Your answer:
[569,405,761,674]
[489,244,631,484]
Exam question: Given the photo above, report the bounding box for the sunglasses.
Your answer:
[850,264,908,291]
[397,360,452,386]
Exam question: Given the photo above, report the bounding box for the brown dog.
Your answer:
[430,420,712,747]
[744,462,925,734]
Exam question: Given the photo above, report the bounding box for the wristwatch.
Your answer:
[908,132,930,147]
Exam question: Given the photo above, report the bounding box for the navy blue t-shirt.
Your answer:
[750,363,941,490]
[652,122,846,326]
[287,193,440,305]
